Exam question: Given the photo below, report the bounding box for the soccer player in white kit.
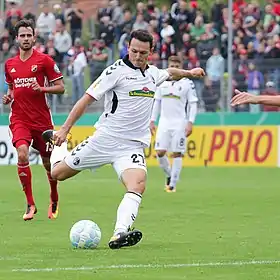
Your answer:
[150,56,198,192]
[42,30,205,249]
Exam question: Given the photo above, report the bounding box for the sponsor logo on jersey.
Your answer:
[31,65,37,72]
[14,77,37,88]
[162,93,181,99]
[129,87,155,98]
[11,68,16,73]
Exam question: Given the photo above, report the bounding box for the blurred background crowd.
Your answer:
[1,0,280,113]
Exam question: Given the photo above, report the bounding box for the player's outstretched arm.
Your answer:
[167,67,205,81]
[231,89,280,107]
[54,94,96,146]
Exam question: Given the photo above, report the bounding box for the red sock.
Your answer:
[17,162,34,205]
[47,171,58,202]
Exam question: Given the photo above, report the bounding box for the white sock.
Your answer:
[170,157,183,188]
[157,155,171,178]
[50,142,69,170]
[114,192,142,235]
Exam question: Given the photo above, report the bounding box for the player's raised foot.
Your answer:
[164,177,171,191]
[108,229,143,249]
[48,201,59,219]
[23,204,37,221]
[165,186,176,193]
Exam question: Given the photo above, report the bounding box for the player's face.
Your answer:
[17,27,34,51]
[128,38,152,70]
[168,62,182,69]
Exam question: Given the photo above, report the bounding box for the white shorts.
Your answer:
[155,128,186,153]
[64,130,147,178]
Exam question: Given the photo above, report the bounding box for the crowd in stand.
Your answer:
[1,0,280,113]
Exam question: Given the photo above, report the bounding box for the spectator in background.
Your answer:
[206,47,225,86]
[36,5,56,42]
[53,4,65,25]
[97,0,113,22]
[119,9,133,35]
[68,38,87,105]
[132,13,149,31]
[110,0,123,41]
[54,21,72,73]
[90,39,109,83]
[98,16,115,65]
[247,62,264,113]
[202,76,220,112]
[5,3,22,38]
[66,5,84,45]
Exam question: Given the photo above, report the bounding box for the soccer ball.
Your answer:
[69,220,101,249]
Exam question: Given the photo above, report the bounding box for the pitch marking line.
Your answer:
[12,260,280,272]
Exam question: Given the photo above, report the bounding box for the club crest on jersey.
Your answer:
[31,65,37,72]
[129,87,155,98]
[54,64,61,73]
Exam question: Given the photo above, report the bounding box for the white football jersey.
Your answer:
[86,55,170,146]
[155,78,198,129]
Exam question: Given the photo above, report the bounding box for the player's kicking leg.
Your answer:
[42,130,79,181]
[16,141,38,220]
[108,164,146,249]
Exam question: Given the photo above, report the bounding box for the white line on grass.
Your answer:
[11,259,280,272]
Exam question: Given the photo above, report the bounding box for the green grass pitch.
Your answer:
[0,166,280,279]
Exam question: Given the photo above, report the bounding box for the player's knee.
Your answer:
[156,150,166,157]
[17,145,29,163]
[51,163,79,181]
[128,177,146,194]
[172,152,183,158]
[51,168,66,181]
[122,169,147,194]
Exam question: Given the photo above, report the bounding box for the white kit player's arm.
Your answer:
[185,80,198,137]
[167,67,205,81]
[150,88,162,135]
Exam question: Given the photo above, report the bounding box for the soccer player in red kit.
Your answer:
[2,19,65,221]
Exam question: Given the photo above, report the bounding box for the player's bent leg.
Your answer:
[168,152,183,193]
[41,156,59,219]
[16,142,37,221]
[156,149,171,190]
[51,160,80,181]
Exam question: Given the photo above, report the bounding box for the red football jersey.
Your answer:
[5,49,63,129]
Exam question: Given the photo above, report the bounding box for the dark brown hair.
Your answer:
[129,29,153,49]
[14,19,35,36]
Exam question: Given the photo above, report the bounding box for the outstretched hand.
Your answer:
[230,89,258,106]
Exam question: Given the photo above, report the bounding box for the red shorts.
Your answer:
[9,122,53,158]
